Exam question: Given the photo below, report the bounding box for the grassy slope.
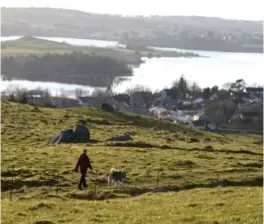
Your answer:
[1,36,200,58]
[2,187,262,224]
[1,102,263,223]
[1,37,143,65]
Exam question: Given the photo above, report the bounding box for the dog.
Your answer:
[108,168,126,187]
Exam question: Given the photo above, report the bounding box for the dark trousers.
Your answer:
[78,169,87,189]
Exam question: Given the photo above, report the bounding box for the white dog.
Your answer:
[108,168,126,187]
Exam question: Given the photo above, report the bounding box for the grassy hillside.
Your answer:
[1,37,143,65]
[1,102,263,223]
[2,8,262,53]
[2,187,262,224]
[1,36,201,59]
[2,7,262,36]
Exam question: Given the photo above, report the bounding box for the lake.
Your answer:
[1,36,263,95]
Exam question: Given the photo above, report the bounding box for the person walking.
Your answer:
[75,149,93,190]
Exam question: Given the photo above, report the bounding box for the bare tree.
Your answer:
[222,82,233,90]
[91,89,111,102]
[125,85,151,95]
[74,88,84,98]
[59,88,68,98]
[229,79,246,92]
[74,88,90,99]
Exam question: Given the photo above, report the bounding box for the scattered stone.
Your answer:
[178,137,186,141]
[161,145,170,149]
[88,139,98,144]
[94,191,119,200]
[107,135,133,141]
[17,212,27,217]
[32,106,41,112]
[175,160,198,167]
[189,138,200,143]
[63,114,69,118]
[204,145,213,150]
[107,141,154,148]
[13,186,26,194]
[253,139,263,145]
[101,103,115,113]
[217,179,229,187]
[204,137,212,142]
[40,119,47,124]
[164,137,174,142]
[131,192,141,197]
[34,221,54,224]
[124,131,136,136]
[152,187,169,193]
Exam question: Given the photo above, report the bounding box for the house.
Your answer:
[230,87,263,103]
[78,96,102,108]
[245,87,263,98]
[154,88,182,109]
[50,97,81,108]
[112,94,131,106]
[26,97,52,107]
[229,101,263,124]
[161,89,181,99]
[240,111,262,124]
[192,115,217,130]
[209,93,218,101]
[193,97,204,104]
[129,91,153,108]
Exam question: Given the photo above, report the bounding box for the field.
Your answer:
[1,36,143,65]
[1,102,263,224]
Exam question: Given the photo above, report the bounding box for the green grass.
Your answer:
[1,37,142,65]
[1,101,263,223]
[1,36,200,59]
[2,187,262,224]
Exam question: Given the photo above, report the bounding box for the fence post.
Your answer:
[156,170,160,188]
[246,169,249,180]
[94,171,97,197]
[9,165,14,201]
[56,172,59,196]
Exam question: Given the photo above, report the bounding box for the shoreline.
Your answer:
[2,35,262,55]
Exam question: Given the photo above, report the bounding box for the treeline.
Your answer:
[2,8,262,38]
[120,37,263,53]
[1,52,132,87]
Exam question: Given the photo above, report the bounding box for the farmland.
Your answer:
[1,101,263,224]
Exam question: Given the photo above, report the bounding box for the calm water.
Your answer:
[1,36,263,95]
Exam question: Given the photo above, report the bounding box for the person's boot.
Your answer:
[78,184,83,190]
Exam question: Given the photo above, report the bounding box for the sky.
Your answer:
[1,0,263,21]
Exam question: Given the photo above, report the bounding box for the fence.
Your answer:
[4,165,258,201]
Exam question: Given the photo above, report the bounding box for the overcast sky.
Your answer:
[1,0,263,21]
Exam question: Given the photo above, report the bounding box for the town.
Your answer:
[2,77,263,132]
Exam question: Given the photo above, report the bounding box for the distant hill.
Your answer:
[1,7,262,38]
[1,36,144,66]
[1,36,72,49]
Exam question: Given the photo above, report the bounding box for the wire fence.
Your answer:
[4,165,259,202]
[3,166,263,220]
[4,168,262,220]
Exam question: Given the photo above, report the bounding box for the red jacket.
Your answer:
[75,153,93,171]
